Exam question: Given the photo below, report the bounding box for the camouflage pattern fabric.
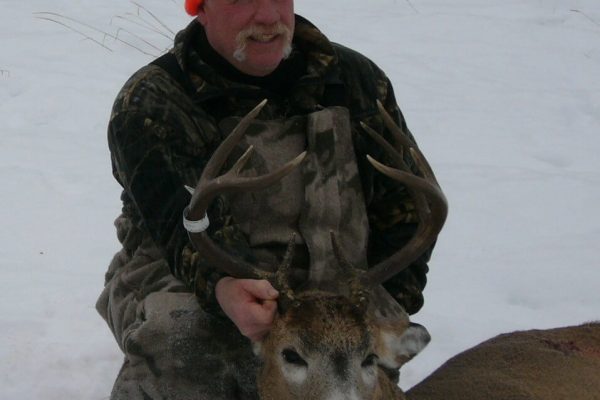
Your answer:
[220,106,370,284]
[220,116,306,253]
[97,216,259,399]
[98,14,434,399]
[299,107,369,285]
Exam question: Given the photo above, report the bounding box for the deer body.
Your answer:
[408,322,600,400]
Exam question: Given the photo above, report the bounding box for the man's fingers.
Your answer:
[215,278,279,341]
[262,299,277,314]
[245,299,277,325]
[241,279,279,300]
[237,300,278,341]
[261,299,278,322]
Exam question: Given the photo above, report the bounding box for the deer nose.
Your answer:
[331,351,349,381]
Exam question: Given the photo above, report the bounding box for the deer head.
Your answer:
[184,99,447,400]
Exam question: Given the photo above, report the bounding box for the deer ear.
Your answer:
[375,322,431,369]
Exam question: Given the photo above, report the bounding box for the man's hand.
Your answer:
[215,277,279,342]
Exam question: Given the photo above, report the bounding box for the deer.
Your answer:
[182,99,448,400]
[181,99,600,400]
[407,321,600,400]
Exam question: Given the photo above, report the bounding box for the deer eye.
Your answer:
[361,353,378,368]
[282,348,307,366]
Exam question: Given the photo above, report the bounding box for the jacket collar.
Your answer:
[172,15,338,111]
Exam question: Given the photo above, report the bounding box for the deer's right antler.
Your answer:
[184,99,306,284]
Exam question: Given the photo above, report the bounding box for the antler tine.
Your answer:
[187,99,307,220]
[361,101,448,288]
[185,99,307,282]
[330,231,369,309]
[365,155,445,201]
[375,100,438,184]
[275,234,299,313]
[201,99,267,179]
[361,119,432,218]
[275,234,296,292]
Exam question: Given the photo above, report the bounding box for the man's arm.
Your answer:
[107,67,279,337]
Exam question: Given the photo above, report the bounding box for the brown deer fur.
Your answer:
[408,322,600,400]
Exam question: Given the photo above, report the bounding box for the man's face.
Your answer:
[198,0,295,77]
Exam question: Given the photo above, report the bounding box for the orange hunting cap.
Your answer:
[185,0,203,16]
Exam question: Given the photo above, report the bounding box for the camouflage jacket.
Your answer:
[108,16,431,315]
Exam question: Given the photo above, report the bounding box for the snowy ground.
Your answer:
[1,0,599,399]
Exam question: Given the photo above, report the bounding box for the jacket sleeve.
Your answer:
[365,72,435,316]
[106,66,241,313]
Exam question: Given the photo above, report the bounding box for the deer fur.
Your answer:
[254,291,429,400]
[407,322,600,400]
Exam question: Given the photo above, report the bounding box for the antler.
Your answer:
[360,100,448,288]
[184,99,307,284]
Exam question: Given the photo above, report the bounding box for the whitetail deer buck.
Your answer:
[407,322,600,400]
[183,99,448,400]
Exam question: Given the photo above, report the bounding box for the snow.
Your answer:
[1,0,599,398]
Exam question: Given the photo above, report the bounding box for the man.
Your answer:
[97,0,432,398]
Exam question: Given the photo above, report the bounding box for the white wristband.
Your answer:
[183,208,210,233]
